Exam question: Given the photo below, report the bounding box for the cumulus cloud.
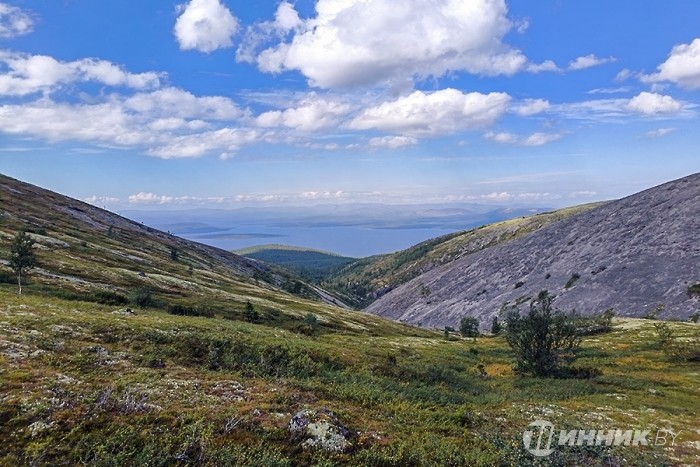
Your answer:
[512,98,550,116]
[0,84,254,158]
[484,131,563,146]
[236,2,301,63]
[255,94,351,131]
[174,0,239,53]
[368,135,418,149]
[640,38,700,89]
[350,89,511,136]
[0,3,33,38]
[568,54,616,71]
[526,60,560,73]
[625,92,682,114]
[125,87,242,121]
[243,0,528,88]
[0,51,163,96]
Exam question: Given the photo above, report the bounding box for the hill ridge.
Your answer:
[366,172,700,327]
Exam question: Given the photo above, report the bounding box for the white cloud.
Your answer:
[586,87,630,95]
[368,135,418,149]
[552,93,692,121]
[614,68,633,82]
[522,132,563,146]
[84,195,121,206]
[568,54,616,71]
[300,191,346,200]
[625,92,682,114]
[484,130,563,146]
[147,128,261,159]
[640,38,700,89]
[512,98,550,116]
[125,87,242,121]
[646,127,675,138]
[274,1,301,31]
[0,3,33,38]
[174,0,239,53]
[570,191,597,198]
[350,89,511,136]
[0,51,163,96]
[475,191,560,201]
[129,192,174,204]
[255,94,351,131]
[246,0,528,88]
[0,85,255,159]
[526,60,560,73]
[484,131,518,144]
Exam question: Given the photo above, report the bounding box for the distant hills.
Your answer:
[233,244,356,282]
[366,173,700,327]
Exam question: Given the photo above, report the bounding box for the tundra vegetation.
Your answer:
[0,175,698,465]
[1,284,698,465]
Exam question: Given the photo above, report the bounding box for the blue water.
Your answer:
[179,225,458,258]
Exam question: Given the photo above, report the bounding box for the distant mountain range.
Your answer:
[365,173,700,327]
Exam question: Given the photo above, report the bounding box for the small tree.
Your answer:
[491,316,502,336]
[244,300,260,323]
[9,230,36,295]
[504,291,580,377]
[460,316,480,340]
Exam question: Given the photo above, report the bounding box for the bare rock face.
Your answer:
[288,408,352,453]
[367,173,700,328]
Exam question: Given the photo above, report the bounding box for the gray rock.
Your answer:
[367,173,700,328]
[288,408,351,453]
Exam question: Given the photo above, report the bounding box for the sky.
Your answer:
[0,0,699,211]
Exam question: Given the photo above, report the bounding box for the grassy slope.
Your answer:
[324,203,605,308]
[1,287,698,465]
[234,245,357,283]
[0,173,346,317]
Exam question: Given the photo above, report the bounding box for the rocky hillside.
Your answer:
[324,203,602,308]
[0,173,344,314]
[367,173,700,328]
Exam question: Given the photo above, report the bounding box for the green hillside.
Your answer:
[234,244,357,282]
[323,203,605,308]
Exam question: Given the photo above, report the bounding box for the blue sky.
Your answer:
[0,0,699,210]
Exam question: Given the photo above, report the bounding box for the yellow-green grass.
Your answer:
[1,285,698,466]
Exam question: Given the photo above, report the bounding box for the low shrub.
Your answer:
[167,304,213,318]
[129,288,158,308]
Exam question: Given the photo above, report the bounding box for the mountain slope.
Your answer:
[324,203,603,308]
[0,173,362,328]
[367,173,700,327]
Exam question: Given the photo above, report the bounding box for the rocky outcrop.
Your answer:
[367,173,700,328]
[288,408,352,453]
